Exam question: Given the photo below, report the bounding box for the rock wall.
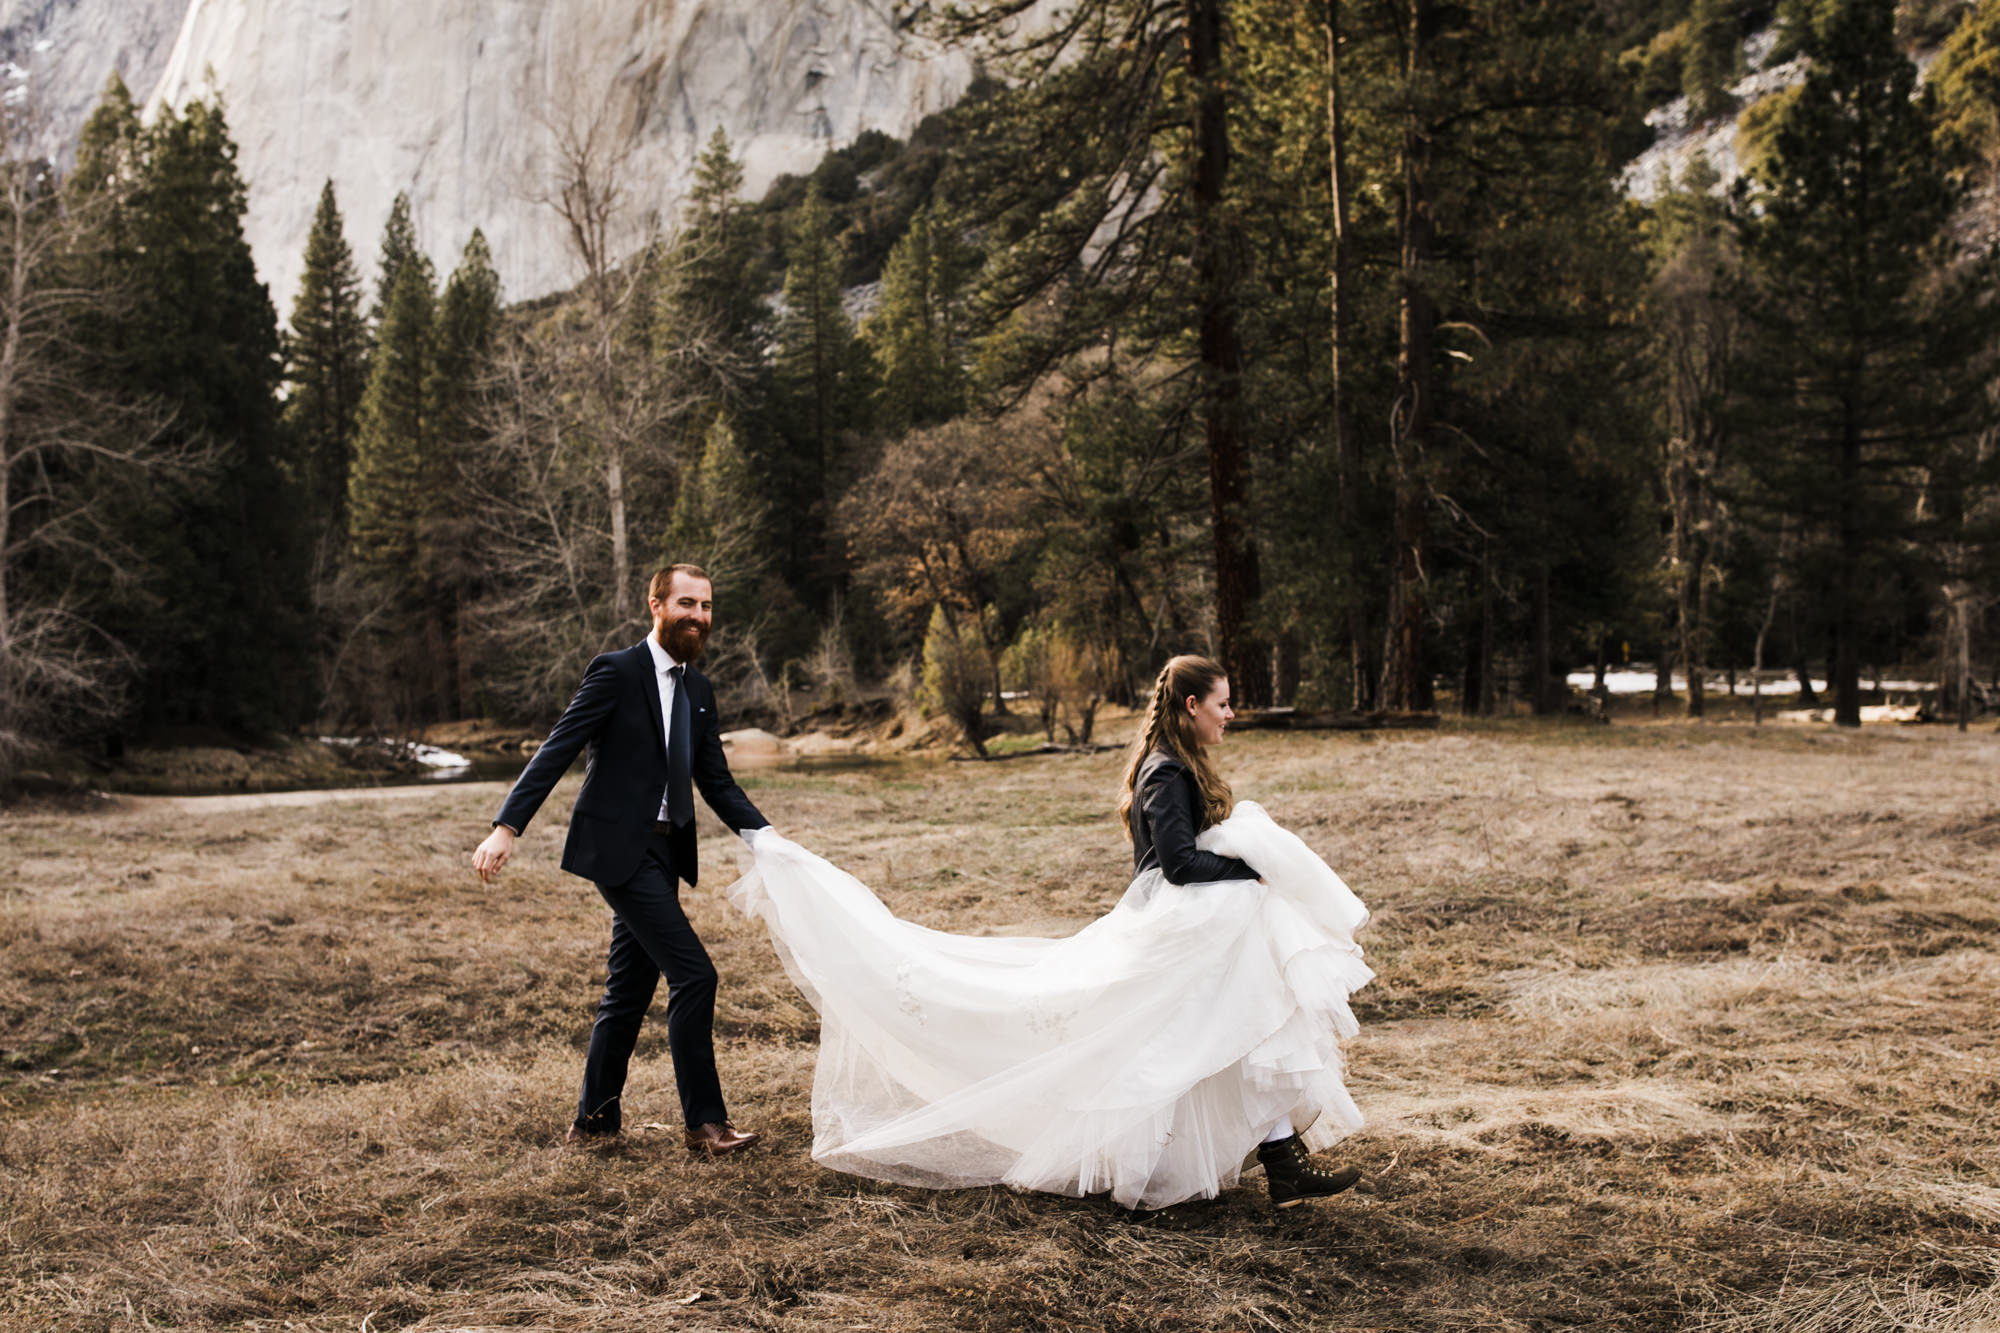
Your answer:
[144,0,973,310]
[0,0,185,163]
[6,0,973,311]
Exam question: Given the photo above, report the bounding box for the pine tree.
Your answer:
[108,93,316,731]
[348,258,436,575]
[285,180,368,537]
[664,413,772,591]
[777,184,851,474]
[1734,0,1993,726]
[427,228,501,463]
[771,184,855,591]
[866,206,968,434]
[1683,0,1739,122]
[372,190,425,326]
[666,128,765,381]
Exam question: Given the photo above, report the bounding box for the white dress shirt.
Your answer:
[645,633,681,823]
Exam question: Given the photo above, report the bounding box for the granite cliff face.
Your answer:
[5,0,972,307]
[0,0,184,162]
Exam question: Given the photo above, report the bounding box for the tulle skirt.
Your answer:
[726,801,1373,1210]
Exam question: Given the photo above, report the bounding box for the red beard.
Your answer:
[662,617,708,663]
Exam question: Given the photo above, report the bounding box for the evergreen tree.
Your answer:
[348,257,437,576]
[1931,0,2000,190]
[770,184,856,593]
[372,190,425,325]
[427,228,501,461]
[665,127,766,393]
[1683,0,1739,122]
[942,0,1268,698]
[103,93,316,732]
[69,74,143,257]
[1733,0,1994,726]
[865,206,969,434]
[284,180,368,537]
[664,413,772,591]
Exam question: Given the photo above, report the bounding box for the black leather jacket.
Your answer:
[1129,750,1254,884]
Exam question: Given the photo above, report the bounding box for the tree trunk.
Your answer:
[1380,0,1433,714]
[1653,639,1674,717]
[607,443,630,624]
[0,194,23,780]
[455,581,474,719]
[1676,506,1706,719]
[1531,561,1553,715]
[1326,0,1373,712]
[1753,575,1779,726]
[1468,542,1496,716]
[1189,0,1264,705]
[1832,402,1861,726]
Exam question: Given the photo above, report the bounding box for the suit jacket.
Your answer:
[1129,750,1255,885]
[494,640,768,888]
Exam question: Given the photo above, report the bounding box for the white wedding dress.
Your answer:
[727,801,1373,1210]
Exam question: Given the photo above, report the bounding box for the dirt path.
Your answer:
[123,779,512,814]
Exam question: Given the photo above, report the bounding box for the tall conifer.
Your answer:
[372,191,424,325]
[348,259,436,577]
[1734,0,1993,725]
[427,228,501,464]
[866,206,967,434]
[285,180,368,536]
[771,184,855,590]
[117,96,314,730]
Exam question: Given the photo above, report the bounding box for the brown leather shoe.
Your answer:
[684,1122,760,1155]
[565,1124,624,1151]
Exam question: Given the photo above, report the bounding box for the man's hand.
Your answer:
[473,825,517,883]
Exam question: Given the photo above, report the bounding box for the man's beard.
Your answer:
[661,617,708,662]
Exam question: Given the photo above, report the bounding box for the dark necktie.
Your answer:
[667,664,694,827]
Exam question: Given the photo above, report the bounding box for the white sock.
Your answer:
[1262,1116,1294,1144]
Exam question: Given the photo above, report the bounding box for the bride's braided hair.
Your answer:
[1117,655,1234,838]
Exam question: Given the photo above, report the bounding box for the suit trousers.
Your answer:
[574,829,726,1133]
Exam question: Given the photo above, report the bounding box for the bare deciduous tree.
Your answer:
[462,54,748,721]
[839,416,1039,711]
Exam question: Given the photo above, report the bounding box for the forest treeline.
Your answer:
[3,0,1999,780]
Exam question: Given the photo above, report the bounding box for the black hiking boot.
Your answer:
[1256,1134,1362,1208]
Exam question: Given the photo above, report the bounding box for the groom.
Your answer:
[471,564,769,1154]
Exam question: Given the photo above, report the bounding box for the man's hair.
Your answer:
[649,564,712,602]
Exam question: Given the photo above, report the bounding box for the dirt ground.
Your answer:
[3,720,1998,1332]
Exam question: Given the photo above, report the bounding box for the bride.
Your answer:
[729,654,1373,1210]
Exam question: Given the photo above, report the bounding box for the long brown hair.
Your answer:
[1117,655,1234,837]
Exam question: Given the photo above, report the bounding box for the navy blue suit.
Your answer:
[495,639,767,1132]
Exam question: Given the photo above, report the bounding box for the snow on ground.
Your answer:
[1776,704,1927,724]
[1564,669,1934,697]
[317,737,473,772]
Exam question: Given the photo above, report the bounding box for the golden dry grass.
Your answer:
[3,720,1999,1331]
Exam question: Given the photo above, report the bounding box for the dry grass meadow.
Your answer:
[3,720,1999,1331]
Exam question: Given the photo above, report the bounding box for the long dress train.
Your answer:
[726,801,1372,1210]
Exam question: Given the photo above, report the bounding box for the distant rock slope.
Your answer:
[149,0,973,308]
[8,0,973,309]
[0,0,184,163]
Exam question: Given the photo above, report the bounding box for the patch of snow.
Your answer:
[409,743,472,769]
[317,735,472,770]
[1775,704,1926,724]
[1565,669,1933,697]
